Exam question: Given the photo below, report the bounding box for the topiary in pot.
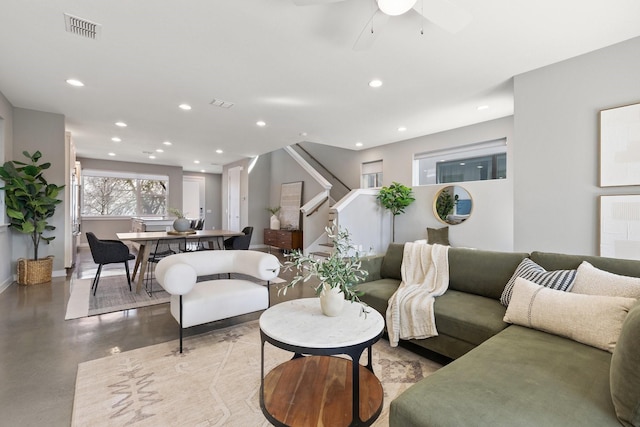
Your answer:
[0,151,64,284]
[376,182,415,242]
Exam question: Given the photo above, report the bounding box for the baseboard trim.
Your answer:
[0,276,13,294]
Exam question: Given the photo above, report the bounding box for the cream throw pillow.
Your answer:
[504,277,637,353]
[572,261,640,298]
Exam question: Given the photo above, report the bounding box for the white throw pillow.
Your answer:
[571,261,640,299]
[504,277,637,353]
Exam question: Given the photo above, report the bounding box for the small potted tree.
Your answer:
[376,182,415,242]
[0,151,64,285]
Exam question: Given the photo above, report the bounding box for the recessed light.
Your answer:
[216,149,223,154]
[156,149,164,153]
[477,165,483,168]
[477,105,490,111]
[111,137,121,142]
[300,132,308,137]
[256,121,266,127]
[108,152,116,156]
[194,160,200,164]
[355,142,363,147]
[115,121,127,127]
[163,141,172,146]
[369,79,383,88]
[179,104,192,110]
[398,126,407,132]
[66,79,84,87]
[200,169,205,173]
[149,155,156,159]
[460,162,466,166]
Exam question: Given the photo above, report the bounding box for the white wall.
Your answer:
[359,116,515,251]
[514,36,640,256]
[0,91,13,291]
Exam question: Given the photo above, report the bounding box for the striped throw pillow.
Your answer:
[500,258,576,306]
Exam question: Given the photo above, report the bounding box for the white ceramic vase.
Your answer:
[173,218,190,232]
[270,215,281,230]
[319,285,345,317]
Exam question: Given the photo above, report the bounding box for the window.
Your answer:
[362,160,383,188]
[414,138,507,186]
[82,170,168,217]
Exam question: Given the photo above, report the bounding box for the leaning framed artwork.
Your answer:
[600,102,640,187]
[279,181,303,230]
[600,195,640,260]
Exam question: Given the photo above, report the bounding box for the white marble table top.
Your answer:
[259,298,385,349]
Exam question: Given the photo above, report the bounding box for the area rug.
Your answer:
[65,274,287,321]
[71,320,441,426]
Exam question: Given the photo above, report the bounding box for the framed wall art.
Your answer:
[279,181,303,230]
[600,102,640,187]
[600,194,640,260]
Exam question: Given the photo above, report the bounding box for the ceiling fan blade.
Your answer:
[353,9,390,51]
[413,0,471,33]
[292,0,346,5]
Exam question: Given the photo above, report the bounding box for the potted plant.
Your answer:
[280,223,369,316]
[435,189,456,222]
[167,207,190,232]
[0,150,64,285]
[266,206,281,230]
[376,181,415,242]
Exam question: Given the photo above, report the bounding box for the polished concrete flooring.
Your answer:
[0,247,316,427]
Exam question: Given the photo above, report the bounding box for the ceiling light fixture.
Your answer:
[355,142,363,147]
[108,152,115,156]
[200,169,205,173]
[368,79,383,88]
[216,149,223,154]
[163,141,172,146]
[194,160,200,164]
[149,155,156,159]
[111,137,121,142]
[477,105,490,111]
[398,126,407,132]
[377,0,416,16]
[156,149,164,153]
[179,104,192,110]
[66,78,84,87]
[115,121,127,127]
[256,121,266,127]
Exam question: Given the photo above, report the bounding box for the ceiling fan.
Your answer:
[293,0,472,50]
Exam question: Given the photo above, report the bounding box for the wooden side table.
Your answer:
[259,298,385,427]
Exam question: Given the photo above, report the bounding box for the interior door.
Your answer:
[228,166,242,231]
[182,176,205,221]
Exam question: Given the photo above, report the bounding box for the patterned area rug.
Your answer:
[71,321,441,426]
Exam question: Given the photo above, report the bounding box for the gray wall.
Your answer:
[12,108,67,272]
[298,141,362,191]
[513,36,640,256]
[248,153,272,245]
[0,91,14,289]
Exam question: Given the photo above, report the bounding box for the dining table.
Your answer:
[116,229,244,294]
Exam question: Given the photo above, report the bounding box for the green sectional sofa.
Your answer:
[358,243,640,427]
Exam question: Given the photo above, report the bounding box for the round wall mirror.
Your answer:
[433,185,473,225]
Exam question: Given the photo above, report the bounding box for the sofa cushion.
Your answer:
[500,258,576,306]
[504,277,636,352]
[573,261,640,299]
[380,243,405,280]
[390,325,619,427]
[531,251,640,278]
[433,290,508,346]
[357,278,400,317]
[427,226,449,245]
[610,302,640,427]
[448,247,529,300]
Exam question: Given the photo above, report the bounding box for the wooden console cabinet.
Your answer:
[264,228,302,251]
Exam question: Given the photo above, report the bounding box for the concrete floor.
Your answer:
[0,247,315,427]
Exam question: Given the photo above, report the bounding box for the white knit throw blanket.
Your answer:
[386,242,450,347]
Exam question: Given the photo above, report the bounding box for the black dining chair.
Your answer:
[86,232,136,296]
[224,226,254,250]
[146,237,185,295]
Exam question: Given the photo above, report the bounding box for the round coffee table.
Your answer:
[259,298,385,427]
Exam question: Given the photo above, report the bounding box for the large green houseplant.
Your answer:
[280,223,368,316]
[0,151,64,284]
[376,182,415,242]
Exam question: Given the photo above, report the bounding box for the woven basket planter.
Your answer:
[17,256,54,285]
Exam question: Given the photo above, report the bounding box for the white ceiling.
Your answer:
[1,0,639,173]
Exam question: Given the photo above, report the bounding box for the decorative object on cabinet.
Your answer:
[600,101,640,187]
[266,206,281,230]
[279,181,303,230]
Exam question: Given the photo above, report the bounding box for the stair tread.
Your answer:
[310,251,331,258]
[319,243,334,247]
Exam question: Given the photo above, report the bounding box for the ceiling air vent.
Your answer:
[210,98,234,109]
[64,13,101,39]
